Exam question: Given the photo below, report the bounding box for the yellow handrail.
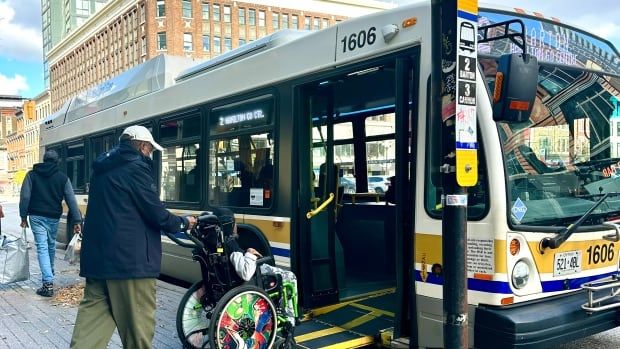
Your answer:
[306,193,335,219]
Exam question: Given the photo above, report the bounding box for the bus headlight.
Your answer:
[512,260,530,289]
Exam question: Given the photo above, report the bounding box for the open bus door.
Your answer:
[298,85,341,308]
[296,55,418,347]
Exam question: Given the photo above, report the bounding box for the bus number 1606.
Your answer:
[341,27,377,53]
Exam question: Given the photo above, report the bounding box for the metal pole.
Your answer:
[431,0,469,347]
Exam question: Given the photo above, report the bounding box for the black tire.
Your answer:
[209,285,278,349]
[177,281,216,349]
[274,336,297,349]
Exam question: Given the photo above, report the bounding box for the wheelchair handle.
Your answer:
[256,255,274,266]
[163,229,204,250]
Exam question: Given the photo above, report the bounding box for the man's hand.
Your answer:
[74,223,81,234]
[246,248,262,257]
[185,216,197,230]
[20,219,29,228]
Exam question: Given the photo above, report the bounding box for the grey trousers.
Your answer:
[70,278,157,349]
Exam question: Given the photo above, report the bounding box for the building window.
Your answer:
[76,0,90,16]
[249,9,255,25]
[156,0,165,17]
[182,0,192,18]
[282,14,288,28]
[184,33,193,51]
[238,8,245,25]
[213,4,220,21]
[157,32,167,50]
[292,15,298,29]
[224,5,231,23]
[239,38,246,46]
[214,36,221,53]
[224,37,232,52]
[258,10,265,27]
[203,35,210,51]
[272,13,279,30]
[322,18,329,28]
[313,18,320,30]
[202,3,209,20]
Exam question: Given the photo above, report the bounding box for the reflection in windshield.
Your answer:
[483,59,620,226]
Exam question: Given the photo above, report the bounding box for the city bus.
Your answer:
[41,1,620,348]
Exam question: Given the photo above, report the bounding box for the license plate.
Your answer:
[554,250,582,276]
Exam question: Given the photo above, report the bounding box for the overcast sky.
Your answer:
[0,0,619,98]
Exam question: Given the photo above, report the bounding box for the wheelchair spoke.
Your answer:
[215,290,277,349]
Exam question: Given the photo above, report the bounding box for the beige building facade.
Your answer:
[47,0,392,111]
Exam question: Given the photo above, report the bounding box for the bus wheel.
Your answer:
[209,285,278,349]
[176,281,216,348]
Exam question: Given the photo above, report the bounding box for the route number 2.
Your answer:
[341,27,377,53]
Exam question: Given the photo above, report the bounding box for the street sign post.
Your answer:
[432,0,478,347]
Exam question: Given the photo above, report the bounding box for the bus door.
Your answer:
[297,56,418,341]
[299,85,341,308]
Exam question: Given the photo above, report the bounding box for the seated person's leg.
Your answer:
[260,264,299,325]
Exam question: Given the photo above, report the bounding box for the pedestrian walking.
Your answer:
[70,125,197,349]
[19,149,82,297]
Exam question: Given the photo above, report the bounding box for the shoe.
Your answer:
[36,282,54,297]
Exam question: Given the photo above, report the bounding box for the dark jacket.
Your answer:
[19,162,82,222]
[80,142,188,279]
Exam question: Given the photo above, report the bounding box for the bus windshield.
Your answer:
[484,60,620,226]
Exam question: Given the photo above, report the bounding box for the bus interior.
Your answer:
[295,56,415,344]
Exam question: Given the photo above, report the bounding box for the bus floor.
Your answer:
[294,288,396,348]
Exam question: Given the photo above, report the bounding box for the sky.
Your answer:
[0,0,619,99]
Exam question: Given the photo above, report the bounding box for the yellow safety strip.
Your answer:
[348,303,395,318]
[340,311,383,330]
[310,288,395,317]
[318,336,375,349]
[295,327,345,343]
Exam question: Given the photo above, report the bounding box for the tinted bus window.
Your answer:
[66,142,86,193]
[159,114,201,203]
[208,96,275,208]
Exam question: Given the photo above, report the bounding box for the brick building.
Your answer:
[6,108,25,194]
[47,0,392,111]
[0,96,26,194]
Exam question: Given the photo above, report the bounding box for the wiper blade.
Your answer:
[541,192,620,250]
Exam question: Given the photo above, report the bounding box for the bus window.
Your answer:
[312,122,353,195]
[159,115,201,203]
[65,142,86,193]
[208,95,275,208]
[365,112,396,194]
[208,133,275,208]
[160,143,200,202]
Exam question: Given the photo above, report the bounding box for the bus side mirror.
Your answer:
[492,53,538,123]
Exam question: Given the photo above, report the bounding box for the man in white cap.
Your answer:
[71,125,196,349]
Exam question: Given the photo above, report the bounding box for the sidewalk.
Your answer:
[0,234,187,348]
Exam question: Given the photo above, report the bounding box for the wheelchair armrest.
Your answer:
[256,256,274,266]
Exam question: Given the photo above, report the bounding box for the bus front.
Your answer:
[475,7,620,348]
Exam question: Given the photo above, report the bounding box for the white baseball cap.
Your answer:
[121,125,164,151]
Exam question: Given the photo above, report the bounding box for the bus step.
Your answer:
[581,274,620,313]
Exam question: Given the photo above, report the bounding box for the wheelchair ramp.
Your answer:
[295,289,395,348]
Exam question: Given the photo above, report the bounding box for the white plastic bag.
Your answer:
[0,230,30,284]
[64,233,82,265]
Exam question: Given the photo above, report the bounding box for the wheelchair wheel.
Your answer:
[209,285,278,349]
[177,281,216,349]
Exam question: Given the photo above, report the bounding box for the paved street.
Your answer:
[0,199,186,348]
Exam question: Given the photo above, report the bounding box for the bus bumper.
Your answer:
[474,290,619,348]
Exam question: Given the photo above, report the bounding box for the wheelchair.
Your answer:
[165,214,297,349]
